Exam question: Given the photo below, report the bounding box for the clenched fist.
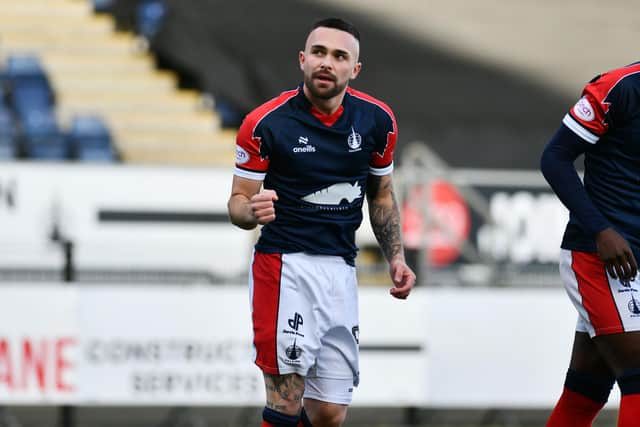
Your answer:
[251,189,279,225]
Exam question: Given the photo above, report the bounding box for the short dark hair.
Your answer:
[311,18,360,42]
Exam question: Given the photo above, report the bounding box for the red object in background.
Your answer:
[402,180,471,267]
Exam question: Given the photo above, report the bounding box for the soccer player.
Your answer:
[540,61,640,427]
[227,18,416,427]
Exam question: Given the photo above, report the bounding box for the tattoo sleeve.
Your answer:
[367,175,403,261]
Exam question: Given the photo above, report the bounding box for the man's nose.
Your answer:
[319,57,332,70]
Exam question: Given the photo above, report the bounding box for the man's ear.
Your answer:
[351,62,362,79]
[299,51,305,71]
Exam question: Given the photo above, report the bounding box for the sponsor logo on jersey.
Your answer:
[347,127,362,152]
[302,182,362,205]
[235,145,249,164]
[573,96,595,121]
[293,136,317,153]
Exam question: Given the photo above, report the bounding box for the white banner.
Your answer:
[78,285,262,405]
[0,284,609,408]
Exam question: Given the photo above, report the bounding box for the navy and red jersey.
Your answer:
[234,84,397,264]
[560,61,640,254]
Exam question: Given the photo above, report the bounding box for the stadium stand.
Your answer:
[0,0,235,165]
[118,0,575,169]
[136,0,166,41]
[0,108,17,159]
[4,54,55,122]
[22,109,68,160]
[68,115,116,161]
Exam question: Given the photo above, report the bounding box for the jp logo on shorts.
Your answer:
[285,339,303,361]
[288,312,303,331]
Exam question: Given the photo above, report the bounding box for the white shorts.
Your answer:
[560,249,640,337]
[249,251,359,404]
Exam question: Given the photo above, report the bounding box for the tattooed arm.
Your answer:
[366,174,416,299]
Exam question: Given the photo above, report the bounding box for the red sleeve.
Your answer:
[234,114,268,180]
[563,89,609,143]
[369,105,397,175]
[234,88,300,180]
[562,64,640,144]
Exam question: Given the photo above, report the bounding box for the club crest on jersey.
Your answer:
[293,135,316,153]
[302,182,362,206]
[573,96,595,122]
[347,127,362,152]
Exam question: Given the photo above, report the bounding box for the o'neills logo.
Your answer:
[293,145,316,153]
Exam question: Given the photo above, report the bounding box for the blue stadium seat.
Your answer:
[0,73,7,105]
[0,109,17,159]
[5,55,55,122]
[22,110,68,160]
[137,0,166,40]
[92,0,114,13]
[68,115,116,162]
[215,97,244,128]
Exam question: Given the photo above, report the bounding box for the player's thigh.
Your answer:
[263,372,305,415]
[304,397,348,427]
[568,331,613,377]
[593,331,640,377]
[560,250,640,337]
[250,251,323,377]
[304,262,360,404]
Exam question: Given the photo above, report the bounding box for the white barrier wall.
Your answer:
[0,163,251,276]
[0,284,617,408]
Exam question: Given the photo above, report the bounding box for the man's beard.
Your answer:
[304,74,347,100]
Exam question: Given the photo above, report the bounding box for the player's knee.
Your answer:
[307,403,347,427]
[617,368,640,395]
[263,373,305,415]
[565,368,615,403]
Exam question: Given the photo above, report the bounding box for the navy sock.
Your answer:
[617,368,640,395]
[262,407,299,427]
[299,408,312,427]
[564,368,615,403]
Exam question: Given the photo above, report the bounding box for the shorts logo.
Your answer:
[617,278,637,293]
[573,97,595,122]
[352,325,359,344]
[235,145,249,164]
[288,312,303,331]
[285,339,303,361]
[628,297,640,316]
[347,127,362,152]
